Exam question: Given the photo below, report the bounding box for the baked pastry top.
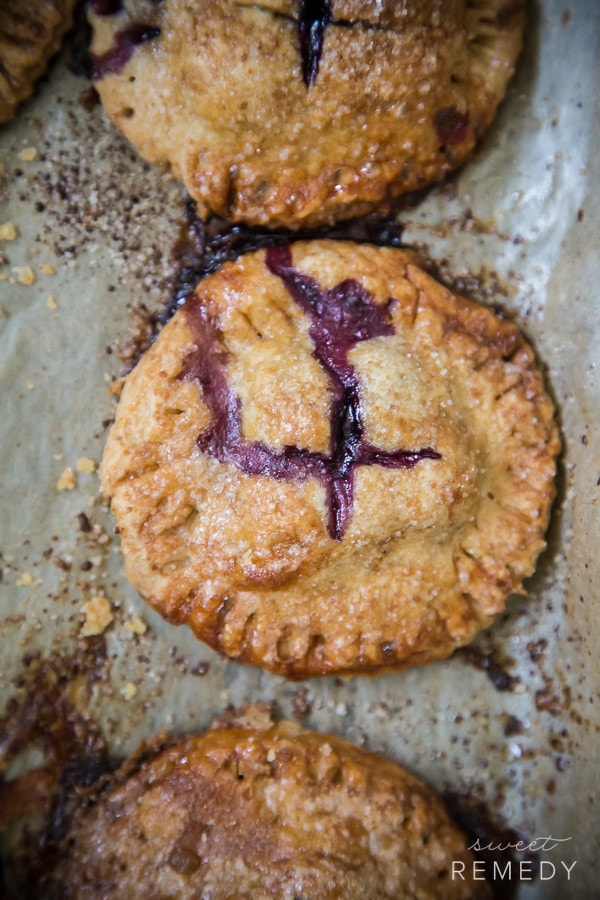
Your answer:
[49,721,491,898]
[100,240,559,679]
[0,0,77,124]
[88,0,525,227]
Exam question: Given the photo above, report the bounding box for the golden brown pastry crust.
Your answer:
[50,722,492,899]
[88,0,525,227]
[100,241,559,680]
[0,0,77,124]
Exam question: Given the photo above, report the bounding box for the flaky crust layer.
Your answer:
[100,241,559,679]
[50,722,491,899]
[88,0,525,227]
[0,0,77,124]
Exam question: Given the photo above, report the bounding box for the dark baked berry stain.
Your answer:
[299,0,331,87]
[183,245,440,541]
[89,0,124,14]
[434,107,471,146]
[91,23,161,79]
[496,0,527,29]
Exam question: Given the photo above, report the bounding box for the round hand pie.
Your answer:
[100,241,559,679]
[49,721,491,898]
[0,0,78,124]
[87,0,525,227]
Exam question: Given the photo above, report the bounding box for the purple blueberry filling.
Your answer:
[298,0,331,87]
[183,245,440,540]
[91,23,161,79]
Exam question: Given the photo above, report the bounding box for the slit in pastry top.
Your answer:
[182,245,440,540]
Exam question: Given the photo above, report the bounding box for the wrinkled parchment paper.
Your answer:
[1,1,598,896]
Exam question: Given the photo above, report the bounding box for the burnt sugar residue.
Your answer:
[117,302,162,374]
[182,244,440,541]
[443,793,539,900]
[457,644,521,693]
[161,197,408,324]
[0,644,115,897]
[116,199,408,378]
[299,0,332,87]
[91,23,161,79]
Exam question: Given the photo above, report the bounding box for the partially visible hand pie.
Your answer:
[49,721,491,898]
[88,0,525,227]
[0,0,77,124]
[100,241,559,679]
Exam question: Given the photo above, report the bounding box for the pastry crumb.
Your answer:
[77,457,96,475]
[16,572,36,587]
[109,377,126,396]
[124,616,147,635]
[0,222,17,241]
[56,467,76,491]
[81,595,113,636]
[41,264,56,275]
[18,147,38,162]
[12,266,36,285]
[47,295,57,309]
[121,682,137,701]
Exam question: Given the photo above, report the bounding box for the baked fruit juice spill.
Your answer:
[183,245,440,540]
[88,0,124,14]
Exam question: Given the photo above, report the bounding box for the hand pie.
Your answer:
[50,721,492,898]
[88,0,525,227]
[100,241,559,679]
[0,0,78,124]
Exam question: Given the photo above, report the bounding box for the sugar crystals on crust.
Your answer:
[100,241,559,679]
[49,722,492,899]
[88,0,526,227]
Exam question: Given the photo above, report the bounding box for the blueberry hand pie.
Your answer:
[100,241,559,679]
[49,721,491,898]
[88,0,526,227]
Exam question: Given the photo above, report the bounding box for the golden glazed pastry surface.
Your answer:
[0,0,77,124]
[88,0,525,227]
[100,241,559,679]
[50,722,491,899]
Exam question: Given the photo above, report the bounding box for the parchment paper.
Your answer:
[1,1,598,896]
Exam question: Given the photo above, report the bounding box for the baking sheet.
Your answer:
[0,0,599,896]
